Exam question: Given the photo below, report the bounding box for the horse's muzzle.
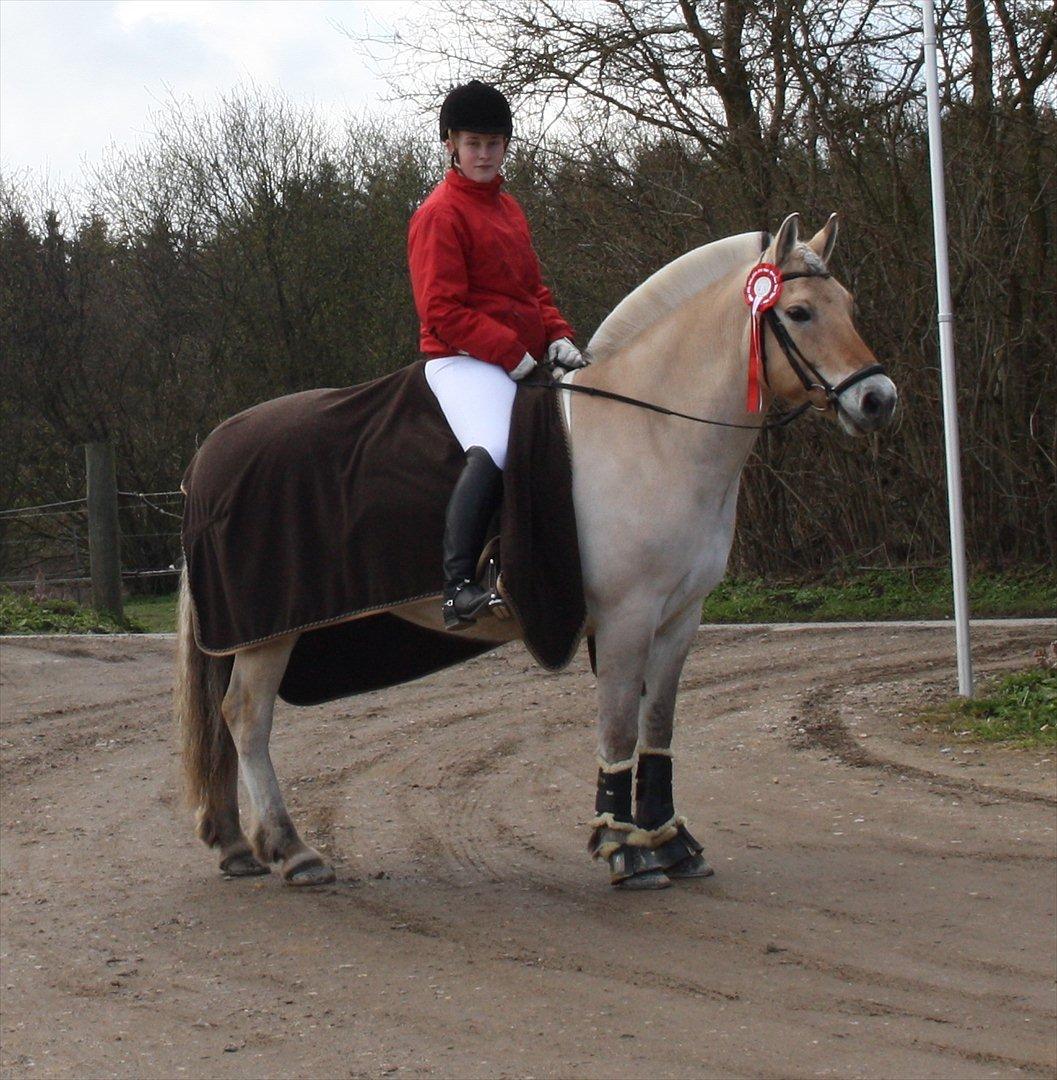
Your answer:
[837,373,898,435]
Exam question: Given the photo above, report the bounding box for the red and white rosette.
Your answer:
[743,263,783,413]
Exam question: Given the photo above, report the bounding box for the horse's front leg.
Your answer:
[223,640,335,886]
[588,605,671,890]
[636,604,714,880]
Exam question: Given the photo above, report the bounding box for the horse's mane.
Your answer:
[587,231,763,362]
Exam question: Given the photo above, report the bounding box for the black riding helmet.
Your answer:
[439,80,513,141]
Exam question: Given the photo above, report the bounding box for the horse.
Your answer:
[175,213,898,890]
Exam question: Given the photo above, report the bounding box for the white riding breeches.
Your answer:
[424,356,516,470]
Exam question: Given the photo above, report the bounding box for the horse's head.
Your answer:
[761,214,897,435]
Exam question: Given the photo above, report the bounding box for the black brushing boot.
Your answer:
[636,751,713,879]
[442,446,503,631]
[588,761,670,889]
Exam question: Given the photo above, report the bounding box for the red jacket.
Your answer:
[408,169,574,373]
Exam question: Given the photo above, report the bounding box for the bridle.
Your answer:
[761,268,886,419]
[541,235,887,432]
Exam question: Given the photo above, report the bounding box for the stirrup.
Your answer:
[442,580,494,630]
[477,541,511,622]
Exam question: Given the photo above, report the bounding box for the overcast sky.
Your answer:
[1,0,425,193]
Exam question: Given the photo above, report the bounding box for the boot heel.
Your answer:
[442,582,494,630]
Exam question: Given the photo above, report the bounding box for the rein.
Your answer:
[538,377,811,431]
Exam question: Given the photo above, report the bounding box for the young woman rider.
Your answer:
[408,80,587,630]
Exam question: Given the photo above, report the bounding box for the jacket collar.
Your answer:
[445,168,504,200]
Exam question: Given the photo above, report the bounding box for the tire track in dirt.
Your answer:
[1,693,173,785]
[790,686,1057,806]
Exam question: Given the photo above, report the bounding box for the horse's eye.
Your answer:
[786,306,811,322]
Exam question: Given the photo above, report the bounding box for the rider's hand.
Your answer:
[509,353,538,381]
[547,337,587,370]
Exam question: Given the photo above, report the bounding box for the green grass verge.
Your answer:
[123,593,180,632]
[4,566,1053,635]
[700,566,1055,623]
[0,589,146,634]
[920,667,1057,748]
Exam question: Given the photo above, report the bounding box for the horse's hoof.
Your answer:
[665,853,715,880]
[614,869,671,891]
[282,855,336,887]
[220,851,270,877]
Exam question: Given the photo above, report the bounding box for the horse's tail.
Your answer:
[174,566,234,829]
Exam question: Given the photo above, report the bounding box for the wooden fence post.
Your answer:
[85,441,124,622]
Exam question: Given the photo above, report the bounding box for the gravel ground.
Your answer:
[1,620,1054,1079]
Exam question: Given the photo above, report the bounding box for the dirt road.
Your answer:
[1,621,1054,1079]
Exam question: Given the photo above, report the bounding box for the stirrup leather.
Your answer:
[476,536,510,621]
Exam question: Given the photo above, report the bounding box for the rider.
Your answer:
[408,80,588,630]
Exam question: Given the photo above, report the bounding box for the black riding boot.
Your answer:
[442,446,503,630]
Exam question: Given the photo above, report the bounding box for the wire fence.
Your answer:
[0,488,184,593]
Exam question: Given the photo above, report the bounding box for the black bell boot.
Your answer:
[442,446,503,631]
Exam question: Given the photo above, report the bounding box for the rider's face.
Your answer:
[446,131,508,183]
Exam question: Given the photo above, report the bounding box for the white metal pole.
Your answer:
[922,0,973,696]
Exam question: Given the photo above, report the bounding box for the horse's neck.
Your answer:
[580,273,761,482]
[570,272,762,603]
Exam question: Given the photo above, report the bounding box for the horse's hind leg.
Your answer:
[198,730,269,878]
[223,638,335,886]
[637,604,713,880]
[175,580,267,878]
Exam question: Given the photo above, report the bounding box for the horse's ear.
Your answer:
[771,213,799,266]
[807,213,839,265]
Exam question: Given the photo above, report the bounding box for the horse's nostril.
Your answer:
[861,391,881,416]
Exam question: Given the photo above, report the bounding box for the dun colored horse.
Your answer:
[176,213,898,890]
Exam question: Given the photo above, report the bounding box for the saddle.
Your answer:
[181,360,585,705]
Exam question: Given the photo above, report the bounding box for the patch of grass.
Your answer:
[5,566,1052,635]
[0,590,146,634]
[124,592,178,632]
[701,566,1055,623]
[921,667,1057,748]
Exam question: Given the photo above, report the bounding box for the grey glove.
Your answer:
[509,353,538,381]
[547,337,587,369]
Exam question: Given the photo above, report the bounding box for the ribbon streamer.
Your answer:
[743,264,784,413]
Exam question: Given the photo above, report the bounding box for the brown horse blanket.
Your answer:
[181,360,585,705]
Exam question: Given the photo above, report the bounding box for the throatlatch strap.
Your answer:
[595,765,633,824]
[635,754,675,831]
